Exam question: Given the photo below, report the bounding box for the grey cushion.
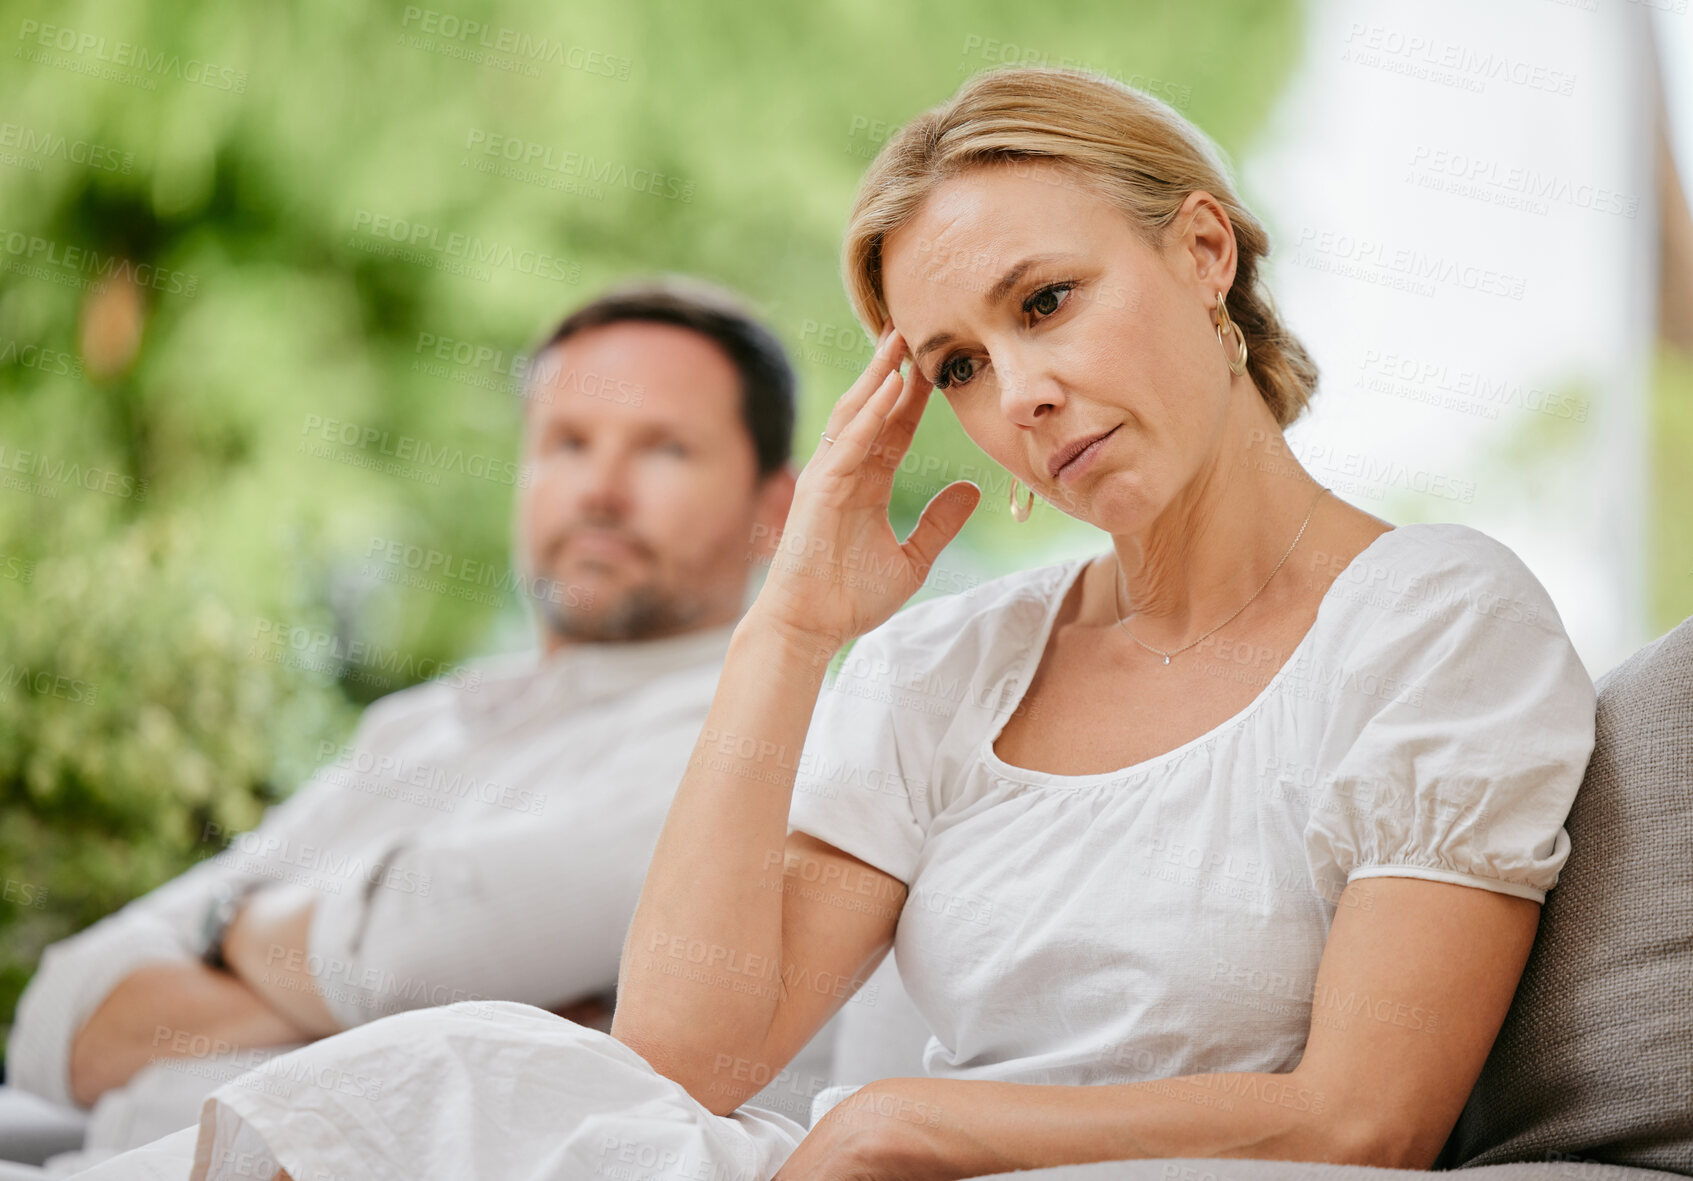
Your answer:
[0,1085,85,1166]
[968,1158,1682,1180]
[1436,618,1693,1174]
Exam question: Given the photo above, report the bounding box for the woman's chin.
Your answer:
[1056,470,1155,533]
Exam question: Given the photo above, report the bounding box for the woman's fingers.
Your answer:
[819,326,902,442]
[808,341,941,521]
[815,362,906,473]
[870,358,934,472]
[901,479,981,574]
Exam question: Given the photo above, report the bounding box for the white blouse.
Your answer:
[787,522,1596,1090]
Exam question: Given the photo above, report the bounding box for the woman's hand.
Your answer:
[772,1080,956,1181]
[752,326,981,653]
[771,1099,884,1181]
[772,1084,913,1181]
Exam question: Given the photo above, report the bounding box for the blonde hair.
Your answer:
[842,66,1317,429]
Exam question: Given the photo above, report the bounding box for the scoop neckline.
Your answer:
[978,521,1413,789]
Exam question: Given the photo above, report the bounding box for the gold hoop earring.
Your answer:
[1009,478,1035,523]
[1214,291,1249,377]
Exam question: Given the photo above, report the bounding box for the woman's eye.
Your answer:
[1024,283,1074,319]
[930,286,1073,389]
[935,355,978,390]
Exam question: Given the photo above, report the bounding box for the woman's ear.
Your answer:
[1174,189,1238,295]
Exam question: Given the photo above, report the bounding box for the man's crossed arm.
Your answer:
[66,885,334,1107]
[68,882,618,1106]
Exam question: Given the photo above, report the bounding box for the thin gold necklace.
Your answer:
[1112,486,1329,667]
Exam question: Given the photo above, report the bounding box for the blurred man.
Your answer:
[0,276,798,1167]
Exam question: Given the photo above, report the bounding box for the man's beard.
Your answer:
[530,561,706,643]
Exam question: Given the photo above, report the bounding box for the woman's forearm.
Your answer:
[832,1071,1355,1180]
[612,609,839,1082]
[613,327,973,1095]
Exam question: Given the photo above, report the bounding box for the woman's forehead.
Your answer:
[881,168,1129,318]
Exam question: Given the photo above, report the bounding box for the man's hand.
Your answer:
[220,885,341,1037]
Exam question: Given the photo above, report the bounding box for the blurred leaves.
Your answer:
[0,0,1304,1040]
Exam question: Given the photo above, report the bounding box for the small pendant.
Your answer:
[1162,655,1171,666]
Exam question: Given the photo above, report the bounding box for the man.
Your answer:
[0,275,800,1165]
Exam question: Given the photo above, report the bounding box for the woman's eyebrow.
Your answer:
[983,254,1066,304]
[914,331,959,363]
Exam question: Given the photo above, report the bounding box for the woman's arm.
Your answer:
[777,874,1537,1179]
[611,326,980,1114]
[612,621,903,1113]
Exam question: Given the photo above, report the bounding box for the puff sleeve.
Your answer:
[784,602,957,886]
[1303,531,1598,904]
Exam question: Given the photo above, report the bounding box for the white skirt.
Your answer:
[70,1001,809,1181]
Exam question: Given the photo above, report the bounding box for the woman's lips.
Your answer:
[1053,425,1119,485]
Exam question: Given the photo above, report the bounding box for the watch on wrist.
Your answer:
[199,881,263,971]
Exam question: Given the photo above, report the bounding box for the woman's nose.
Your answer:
[996,352,1061,427]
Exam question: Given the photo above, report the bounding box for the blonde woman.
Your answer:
[85,66,1595,1181]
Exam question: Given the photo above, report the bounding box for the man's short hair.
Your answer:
[531,275,795,478]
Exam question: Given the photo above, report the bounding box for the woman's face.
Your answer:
[880,161,1237,534]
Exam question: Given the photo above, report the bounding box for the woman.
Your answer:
[85,65,1595,1181]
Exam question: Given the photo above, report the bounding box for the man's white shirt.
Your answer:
[5,622,735,1156]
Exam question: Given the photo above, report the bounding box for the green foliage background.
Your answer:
[0,0,1309,1047]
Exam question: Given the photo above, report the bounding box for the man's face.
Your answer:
[517,320,788,646]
